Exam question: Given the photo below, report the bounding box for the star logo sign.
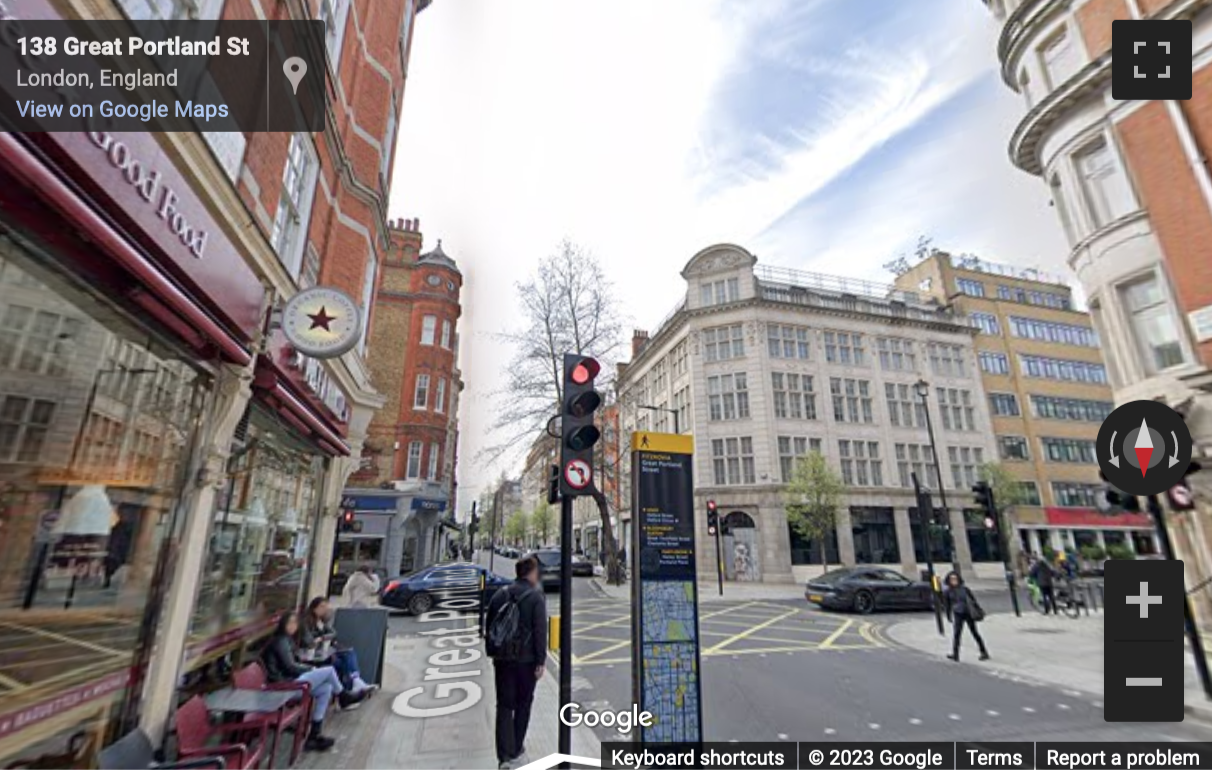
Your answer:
[1112,19,1192,100]
[307,305,337,332]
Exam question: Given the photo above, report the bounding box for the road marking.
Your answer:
[986,710,1000,717]
[868,723,881,730]
[909,718,922,725]
[1063,689,1082,697]
[1057,704,1071,710]
[819,619,858,649]
[1022,707,1036,713]
[705,608,801,654]
[778,733,789,740]
[948,713,961,721]
[576,640,632,663]
[1093,701,1103,708]
[824,728,837,735]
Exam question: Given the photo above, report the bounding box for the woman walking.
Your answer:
[942,571,989,662]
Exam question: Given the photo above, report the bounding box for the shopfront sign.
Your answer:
[411,498,447,513]
[281,286,362,359]
[342,495,397,512]
[0,669,131,741]
[286,346,350,423]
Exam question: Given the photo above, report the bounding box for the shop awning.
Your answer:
[1044,507,1152,528]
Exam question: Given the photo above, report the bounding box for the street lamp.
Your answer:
[638,404,679,434]
[914,378,960,576]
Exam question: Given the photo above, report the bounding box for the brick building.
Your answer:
[342,220,464,577]
[0,0,431,763]
[981,0,1212,611]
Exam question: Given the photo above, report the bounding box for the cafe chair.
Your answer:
[232,662,311,766]
[175,695,268,770]
[99,728,227,769]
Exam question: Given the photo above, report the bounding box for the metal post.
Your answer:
[489,488,500,576]
[1147,494,1212,699]
[714,523,724,596]
[916,381,960,577]
[559,494,573,760]
[989,487,1021,617]
[912,472,944,636]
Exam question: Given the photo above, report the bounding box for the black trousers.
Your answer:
[951,612,988,657]
[1040,585,1056,614]
[494,660,538,762]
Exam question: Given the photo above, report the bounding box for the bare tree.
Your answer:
[486,240,627,582]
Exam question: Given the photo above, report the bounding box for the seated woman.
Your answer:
[299,597,378,703]
[262,610,365,752]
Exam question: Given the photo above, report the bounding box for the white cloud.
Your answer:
[387,0,1067,507]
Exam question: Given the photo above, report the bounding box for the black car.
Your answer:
[380,562,511,614]
[805,566,934,614]
[525,549,562,590]
[571,553,594,577]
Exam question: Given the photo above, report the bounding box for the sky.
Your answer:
[386,0,1074,511]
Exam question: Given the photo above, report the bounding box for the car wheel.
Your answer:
[854,590,875,615]
[408,592,433,615]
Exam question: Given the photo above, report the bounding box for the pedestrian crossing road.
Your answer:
[570,597,885,666]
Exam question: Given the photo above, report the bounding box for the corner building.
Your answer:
[342,220,464,577]
[616,245,999,585]
[894,253,1158,557]
[981,0,1212,615]
[0,0,428,764]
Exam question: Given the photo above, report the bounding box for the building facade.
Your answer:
[894,252,1158,557]
[342,220,463,578]
[616,244,998,585]
[981,0,1212,608]
[0,0,427,764]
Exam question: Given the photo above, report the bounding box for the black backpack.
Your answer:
[488,587,532,661]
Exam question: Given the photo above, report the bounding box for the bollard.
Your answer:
[1081,583,1091,616]
[548,615,560,651]
[1088,582,1099,613]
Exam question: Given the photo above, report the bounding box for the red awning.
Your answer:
[1044,507,1151,528]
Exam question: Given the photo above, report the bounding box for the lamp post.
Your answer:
[637,404,679,434]
[914,379,960,577]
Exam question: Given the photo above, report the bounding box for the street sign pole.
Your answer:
[559,492,573,759]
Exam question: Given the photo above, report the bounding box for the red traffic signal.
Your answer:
[342,509,354,524]
[707,500,717,513]
[568,357,600,385]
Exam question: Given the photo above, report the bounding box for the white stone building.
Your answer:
[615,244,1000,584]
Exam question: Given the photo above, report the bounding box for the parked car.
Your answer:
[571,553,594,577]
[525,549,562,590]
[804,566,934,614]
[380,563,511,614]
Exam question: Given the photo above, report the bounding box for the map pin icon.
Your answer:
[283,56,307,95]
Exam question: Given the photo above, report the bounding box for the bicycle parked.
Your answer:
[1025,576,1082,617]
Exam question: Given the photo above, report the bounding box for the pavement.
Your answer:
[886,609,1212,724]
[588,575,1022,604]
[295,608,600,770]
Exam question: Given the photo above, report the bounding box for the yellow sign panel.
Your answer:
[631,431,693,455]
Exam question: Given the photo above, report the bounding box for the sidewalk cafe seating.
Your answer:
[232,661,312,766]
[175,695,269,770]
[99,728,227,769]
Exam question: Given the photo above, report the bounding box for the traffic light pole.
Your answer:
[985,486,1021,618]
[912,472,944,636]
[1147,494,1212,699]
[558,492,573,760]
[714,525,724,596]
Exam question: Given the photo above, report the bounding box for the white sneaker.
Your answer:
[512,750,530,768]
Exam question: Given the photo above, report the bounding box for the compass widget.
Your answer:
[1097,400,1193,497]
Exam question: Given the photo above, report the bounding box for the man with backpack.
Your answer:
[485,555,548,770]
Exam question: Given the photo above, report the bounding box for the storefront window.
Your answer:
[188,408,324,654]
[0,239,210,765]
[851,507,899,564]
[911,509,953,564]
[787,521,840,565]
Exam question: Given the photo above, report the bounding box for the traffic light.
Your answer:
[548,464,560,504]
[560,354,602,496]
[972,481,998,533]
[340,509,355,532]
[706,499,718,535]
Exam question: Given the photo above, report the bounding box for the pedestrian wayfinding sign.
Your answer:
[630,431,703,745]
